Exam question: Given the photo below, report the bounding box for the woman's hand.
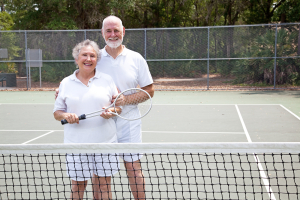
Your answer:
[63,113,80,124]
[100,107,122,119]
[54,110,79,124]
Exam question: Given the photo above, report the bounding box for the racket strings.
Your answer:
[118,90,151,120]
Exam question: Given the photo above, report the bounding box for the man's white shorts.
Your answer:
[115,116,143,162]
[66,153,119,181]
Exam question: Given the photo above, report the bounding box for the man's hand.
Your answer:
[112,94,126,106]
[55,88,59,100]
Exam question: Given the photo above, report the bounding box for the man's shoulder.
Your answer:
[125,47,140,55]
[124,48,144,60]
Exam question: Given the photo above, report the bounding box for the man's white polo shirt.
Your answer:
[53,69,118,144]
[96,46,153,92]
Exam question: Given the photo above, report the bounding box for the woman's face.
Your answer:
[75,45,97,73]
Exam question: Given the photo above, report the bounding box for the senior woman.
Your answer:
[53,39,119,200]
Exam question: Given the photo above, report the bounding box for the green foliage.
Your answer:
[3,0,300,29]
[31,63,77,82]
[243,0,287,24]
[0,12,21,73]
[0,11,13,30]
[272,0,300,22]
[0,62,18,73]
[229,28,300,86]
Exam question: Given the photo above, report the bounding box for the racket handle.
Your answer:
[61,114,86,125]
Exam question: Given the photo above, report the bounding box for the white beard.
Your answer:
[105,37,123,49]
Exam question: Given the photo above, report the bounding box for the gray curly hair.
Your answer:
[72,39,101,62]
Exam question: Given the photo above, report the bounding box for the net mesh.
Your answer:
[0,143,299,200]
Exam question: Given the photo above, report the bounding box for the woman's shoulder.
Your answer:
[60,71,77,86]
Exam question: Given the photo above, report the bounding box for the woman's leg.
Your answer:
[92,174,112,200]
[70,180,88,200]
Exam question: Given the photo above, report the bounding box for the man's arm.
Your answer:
[141,84,154,98]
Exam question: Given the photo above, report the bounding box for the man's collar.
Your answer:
[103,45,127,57]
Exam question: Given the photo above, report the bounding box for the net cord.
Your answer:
[0,142,299,154]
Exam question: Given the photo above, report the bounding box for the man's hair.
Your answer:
[102,15,123,30]
[72,39,101,62]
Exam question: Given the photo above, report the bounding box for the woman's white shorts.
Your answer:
[66,153,120,181]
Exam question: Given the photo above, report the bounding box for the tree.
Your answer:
[0,10,12,30]
[0,11,21,73]
[272,0,300,23]
[243,0,287,24]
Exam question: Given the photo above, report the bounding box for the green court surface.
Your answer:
[0,90,299,144]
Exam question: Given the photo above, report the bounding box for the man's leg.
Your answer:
[92,175,112,200]
[124,160,145,200]
[116,117,145,199]
[70,180,87,200]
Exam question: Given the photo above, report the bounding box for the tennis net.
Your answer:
[0,143,299,200]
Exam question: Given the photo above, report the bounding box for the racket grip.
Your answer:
[61,114,86,125]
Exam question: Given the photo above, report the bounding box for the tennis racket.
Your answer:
[61,88,152,125]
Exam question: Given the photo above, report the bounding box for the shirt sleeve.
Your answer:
[137,54,153,88]
[110,77,119,96]
[53,80,67,113]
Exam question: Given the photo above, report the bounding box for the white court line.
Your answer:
[21,131,55,144]
[0,103,282,105]
[0,103,54,105]
[0,130,63,131]
[143,131,245,134]
[280,104,300,120]
[235,105,276,200]
[235,105,252,142]
[0,130,244,134]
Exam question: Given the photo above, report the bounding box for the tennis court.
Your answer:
[0,90,300,199]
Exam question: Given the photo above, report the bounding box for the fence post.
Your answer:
[25,31,29,90]
[273,24,278,89]
[207,27,210,90]
[144,29,147,59]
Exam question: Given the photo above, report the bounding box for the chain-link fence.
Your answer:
[0,23,300,90]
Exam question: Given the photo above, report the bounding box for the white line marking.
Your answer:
[152,104,281,106]
[0,130,63,131]
[235,105,252,142]
[0,103,281,105]
[0,130,243,134]
[21,131,55,144]
[235,105,276,200]
[142,131,244,134]
[0,103,54,105]
[280,104,300,120]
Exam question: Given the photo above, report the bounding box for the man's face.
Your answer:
[102,19,125,49]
